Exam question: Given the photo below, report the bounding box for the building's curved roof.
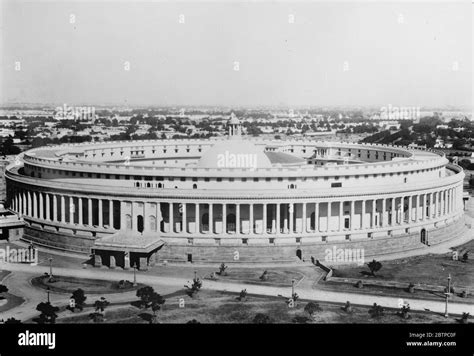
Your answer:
[264,151,306,165]
[196,139,272,169]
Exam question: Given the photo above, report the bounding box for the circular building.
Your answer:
[4,116,466,268]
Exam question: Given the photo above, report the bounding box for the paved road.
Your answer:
[1,261,472,321]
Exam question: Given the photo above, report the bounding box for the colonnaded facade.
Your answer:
[4,116,466,268]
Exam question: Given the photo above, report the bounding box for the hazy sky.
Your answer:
[0,0,472,109]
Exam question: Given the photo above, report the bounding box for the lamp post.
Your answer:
[291,278,295,297]
[46,286,50,304]
[444,274,451,318]
[133,263,137,286]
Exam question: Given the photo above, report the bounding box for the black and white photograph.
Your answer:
[0,0,472,354]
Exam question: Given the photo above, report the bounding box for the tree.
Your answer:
[368,303,385,318]
[136,286,155,308]
[0,284,8,296]
[253,313,272,324]
[398,305,411,320]
[70,289,87,311]
[460,312,470,324]
[90,297,110,323]
[259,270,269,281]
[238,289,247,302]
[367,259,382,276]
[184,276,202,298]
[217,263,228,276]
[304,302,322,317]
[36,302,59,324]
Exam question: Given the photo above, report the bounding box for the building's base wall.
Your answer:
[20,213,467,264]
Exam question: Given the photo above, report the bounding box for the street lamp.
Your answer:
[46,286,50,303]
[291,278,295,297]
[133,263,137,286]
[444,274,451,318]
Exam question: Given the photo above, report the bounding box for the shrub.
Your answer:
[304,302,322,317]
[253,313,272,324]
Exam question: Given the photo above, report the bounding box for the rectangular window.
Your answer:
[331,182,342,188]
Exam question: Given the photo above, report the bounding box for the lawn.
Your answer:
[332,240,474,289]
[205,269,305,287]
[57,290,467,324]
[30,275,145,294]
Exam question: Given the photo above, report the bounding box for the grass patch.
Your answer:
[31,274,145,294]
[57,290,466,324]
[333,240,474,289]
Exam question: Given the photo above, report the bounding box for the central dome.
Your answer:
[197,140,272,169]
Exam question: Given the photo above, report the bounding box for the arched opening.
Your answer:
[158,183,162,188]
[227,213,236,233]
[137,215,144,233]
[193,184,197,189]
[296,249,302,260]
[420,228,427,245]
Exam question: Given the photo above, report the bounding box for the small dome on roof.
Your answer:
[228,112,241,125]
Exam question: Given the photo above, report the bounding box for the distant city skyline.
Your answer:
[1,1,472,109]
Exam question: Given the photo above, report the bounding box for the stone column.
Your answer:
[443,190,446,215]
[302,203,306,233]
[88,198,93,226]
[314,202,319,232]
[61,195,66,223]
[53,195,58,222]
[361,200,366,229]
[236,203,240,234]
[339,201,344,231]
[109,200,113,228]
[23,191,27,216]
[222,203,226,234]
[422,194,427,221]
[78,197,83,225]
[249,203,254,234]
[276,203,280,234]
[428,193,433,219]
[39,193,44,220]
[98,199,103,228]
[208,203,213,234]
[371,199,376,228]
[33,192,37,218]
[262,203,266,234]
[182,203,187,233]
[289,203,294,233]
[45,194,50,221]
[350,200,355,230]
[381,198,386,227]
[169,203,174,233]
[195,203,200,233]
